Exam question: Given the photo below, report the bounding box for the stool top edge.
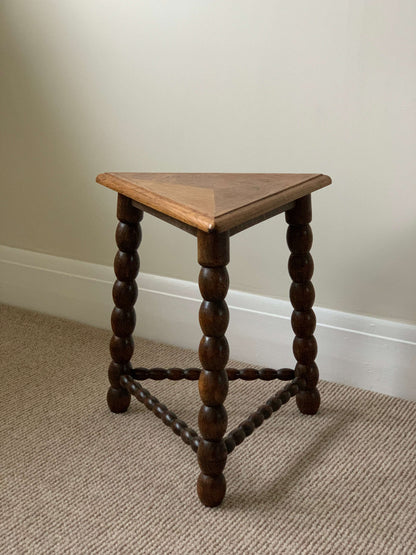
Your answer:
[96,172,331,233]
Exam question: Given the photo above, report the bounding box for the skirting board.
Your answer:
[1,245,415,401]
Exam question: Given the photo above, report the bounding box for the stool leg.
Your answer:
[107,194,143,413]
[196,231,230,507]
[286,194,320,415]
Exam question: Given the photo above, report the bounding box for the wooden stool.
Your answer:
[96,172,331,507]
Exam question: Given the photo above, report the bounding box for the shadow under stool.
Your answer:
[96,172,332,507]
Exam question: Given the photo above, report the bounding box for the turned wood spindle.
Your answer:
[130,367,294,381]
[224,379,303,454]
[286,194,320,415]
[107,194,143,413]
[120,375,201,453]
[197,231,230,507]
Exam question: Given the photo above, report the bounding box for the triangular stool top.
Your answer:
[97,172,330,233]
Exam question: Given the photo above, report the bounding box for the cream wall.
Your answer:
[1,1,415,324]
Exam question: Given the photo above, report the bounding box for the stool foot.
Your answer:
[197,472,226,507]
[296,388,320,415]
[107,386,131,413]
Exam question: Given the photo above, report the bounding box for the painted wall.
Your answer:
[1,1,415,323]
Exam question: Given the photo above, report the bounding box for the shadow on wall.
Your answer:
[341,217,416,323]
[0,6,115,260]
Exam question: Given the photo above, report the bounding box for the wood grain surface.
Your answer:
[96,173,331,233]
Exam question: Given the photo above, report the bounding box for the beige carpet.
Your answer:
[1,304,415,554]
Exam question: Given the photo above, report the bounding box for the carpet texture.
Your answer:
[1,304,415,554]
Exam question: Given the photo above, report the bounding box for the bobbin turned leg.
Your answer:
[197,231,230,507]
[286,194,320,415]
[107,194,143,413]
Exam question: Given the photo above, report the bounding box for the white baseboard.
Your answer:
[1,245,415,401]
